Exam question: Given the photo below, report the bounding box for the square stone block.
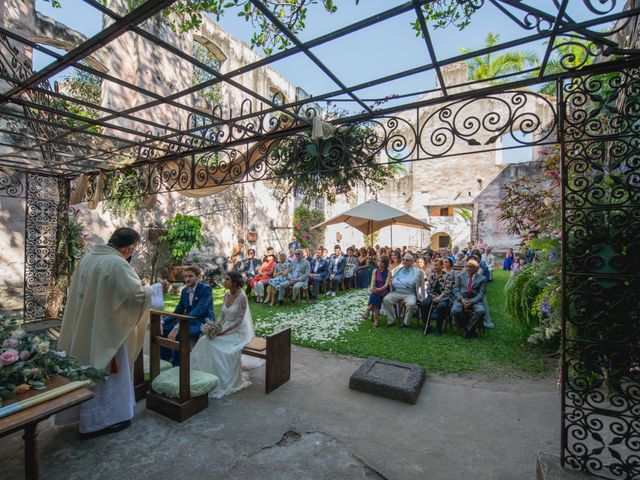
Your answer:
[349,357,426,404]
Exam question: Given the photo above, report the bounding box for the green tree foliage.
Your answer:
[460,32,539,83]
[101,171,147,220]
[159,214,206,264]
[293,206,324,248]
[363,230,379,248]
[413,0,479,31]
[192,41,223,107]
[51,69,103,133]
[538,37,595,96]
[45,0,478,54]
[498,144,561,237]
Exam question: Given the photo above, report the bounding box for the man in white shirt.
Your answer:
[383,253,425,328]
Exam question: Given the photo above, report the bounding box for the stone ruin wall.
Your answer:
[0,0,297,309]
[369,63,556,252]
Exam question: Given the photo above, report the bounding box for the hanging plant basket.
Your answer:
[247,231,258,243]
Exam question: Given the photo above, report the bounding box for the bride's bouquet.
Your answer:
[201,319,222,340]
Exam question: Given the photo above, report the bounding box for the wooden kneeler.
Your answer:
[133,351,148,402]
[145,310,208,422]
[242,328,291,394]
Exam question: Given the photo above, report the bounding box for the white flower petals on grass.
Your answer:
[253,289,369,344]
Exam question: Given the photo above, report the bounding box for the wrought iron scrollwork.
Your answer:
[79,90,557,202]
[23,174,69,322]
[0,168,25,198]
[561,65,640,479]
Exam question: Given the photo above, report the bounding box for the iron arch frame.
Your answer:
[0,1,639,477]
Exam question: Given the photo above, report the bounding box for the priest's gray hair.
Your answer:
[108,228,141,249]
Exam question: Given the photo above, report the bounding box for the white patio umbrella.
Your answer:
[310,199,432,246]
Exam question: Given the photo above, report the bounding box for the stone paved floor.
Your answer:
[0,346,560,480]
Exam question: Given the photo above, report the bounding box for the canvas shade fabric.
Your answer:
[311,199,432,235]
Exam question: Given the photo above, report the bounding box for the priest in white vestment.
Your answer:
[55,228,152,438]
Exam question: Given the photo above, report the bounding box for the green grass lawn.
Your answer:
[164,269,546,376]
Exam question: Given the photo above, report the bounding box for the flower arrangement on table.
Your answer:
[201,320,222,340]
[0,314,108,406]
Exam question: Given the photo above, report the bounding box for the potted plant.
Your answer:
[246,228,258,243]
[158,214,206,281]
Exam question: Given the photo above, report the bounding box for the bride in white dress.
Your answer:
[191,271,258,398]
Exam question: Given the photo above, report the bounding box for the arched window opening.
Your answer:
[430,232,451,250]
[191,38,225,139]
[269,87,285,106]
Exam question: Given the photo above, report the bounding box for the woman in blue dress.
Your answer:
[503,248,514,271]
[266,252,291,306]
[362,256,391,328]
[356,247,371,288]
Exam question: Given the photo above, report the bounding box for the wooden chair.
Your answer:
[393,300,406,323]
[293,285,310,305]
[145,310,208,422]
[242,328,291,394]
[453,308,485,337]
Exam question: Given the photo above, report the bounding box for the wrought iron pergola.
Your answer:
[0,1,639,478]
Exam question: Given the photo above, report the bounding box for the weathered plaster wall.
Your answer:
[0,0,297,300]
[474,160,546,251]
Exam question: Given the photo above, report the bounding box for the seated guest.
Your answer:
[451,260,487,339]
[251,253,275,303]
[419,258,452,336]
[416,255,434,279]
[343,246,359,289]
[235,248,261,294]
[388,251,401,274]
[366,246,378,283]
[190,271,255,398]
[383,253,425,328]
[262,246,275,262]
[454,252,467,269]
[162,265,214,364]
[322,247,329,259]
[355,247,370,288]
[442,257,457,284]
[503,248,515,271]
[277,249,310,305]
[327,245,346,296]
[308,248,329,304]
[363,255,391,328]
[287,247,296,262]
[266,252,291,306]
[450,246,459,262]
[473,252,491,283]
